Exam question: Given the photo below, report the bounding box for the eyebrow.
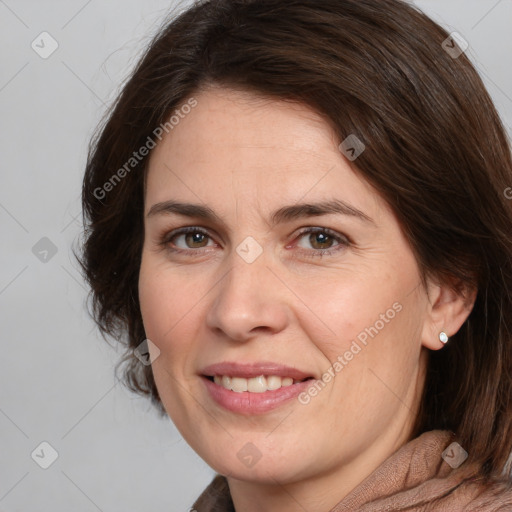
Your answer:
[146,199,374,226]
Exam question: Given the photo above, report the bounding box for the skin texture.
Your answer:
[138,86,474,512]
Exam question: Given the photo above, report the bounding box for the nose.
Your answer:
[205,253,290,342]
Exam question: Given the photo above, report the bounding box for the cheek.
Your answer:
[138,262,204,359]
[296,262,424,404]
[289,267,407,356]
[327,292,424,420]
[138,262,205,423]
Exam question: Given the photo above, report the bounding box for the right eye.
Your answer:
[160,227,218,254]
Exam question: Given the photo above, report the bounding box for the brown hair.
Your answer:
[79,0,512,483]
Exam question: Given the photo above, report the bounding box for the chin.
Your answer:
[203,445,311,484]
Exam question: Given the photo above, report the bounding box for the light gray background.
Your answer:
[1,1,511,511]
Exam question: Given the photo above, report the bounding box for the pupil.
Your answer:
[187,232,205,247]
[311,232,331,249]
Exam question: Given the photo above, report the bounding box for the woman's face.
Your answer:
[139,86,433,485]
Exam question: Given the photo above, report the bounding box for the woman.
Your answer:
[79,0,512,509]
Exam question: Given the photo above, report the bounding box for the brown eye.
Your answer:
[183,232,209,248]
[308,231,335,250]
[292,227,350,259]
[163,228,215,251]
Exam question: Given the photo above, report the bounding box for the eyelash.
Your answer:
[158,226,350,259]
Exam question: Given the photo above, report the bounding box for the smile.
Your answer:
[209,374,311,392]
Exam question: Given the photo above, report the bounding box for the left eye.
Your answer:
[294,228,348,252]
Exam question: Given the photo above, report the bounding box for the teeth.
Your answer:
[267,375,282,390]
[231,377,248,392]
[247,375,267,393]
[211,374,302,392]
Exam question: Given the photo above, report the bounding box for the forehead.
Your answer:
[151,87,337,163]
[145,87,384,222]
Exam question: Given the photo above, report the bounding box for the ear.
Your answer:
[421,277,477,350]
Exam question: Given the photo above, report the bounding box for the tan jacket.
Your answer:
[192,430,512,511]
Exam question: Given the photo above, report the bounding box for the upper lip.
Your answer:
[200,361,314,381]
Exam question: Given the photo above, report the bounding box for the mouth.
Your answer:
[199,361,316,414]
[203,374,314,393]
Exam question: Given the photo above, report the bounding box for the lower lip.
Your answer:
[201,376,313,414]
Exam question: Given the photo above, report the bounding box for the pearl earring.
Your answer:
[439,331,449,344]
